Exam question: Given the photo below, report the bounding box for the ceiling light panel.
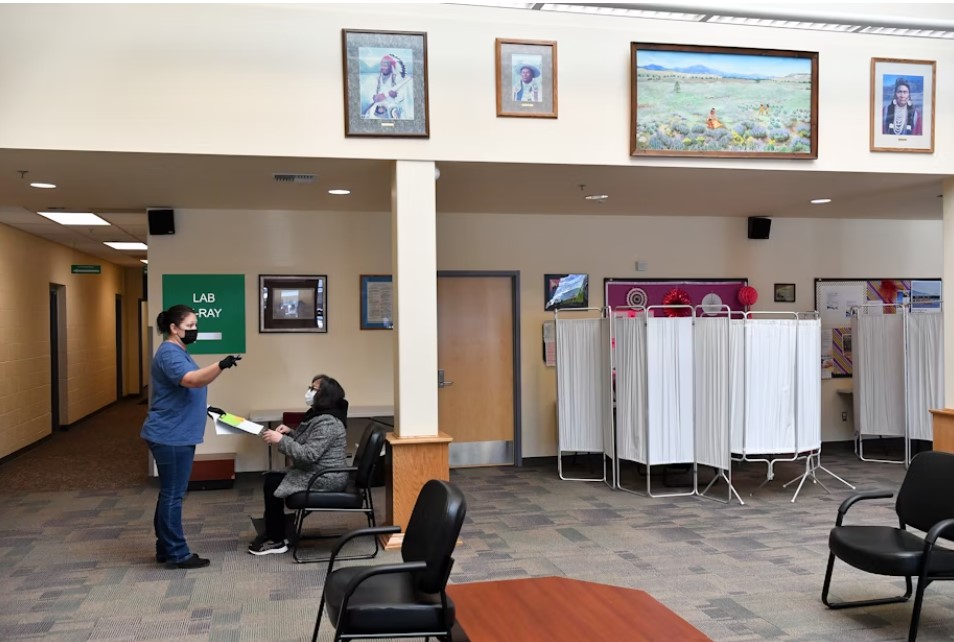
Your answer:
[104,242,148,250]
[30,182,56,189]
[707,15,858,32]
[541,4,705,21]
[37,211,111,226]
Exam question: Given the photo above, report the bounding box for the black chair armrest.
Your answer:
[326,526,402,572]
[338,561,428,615]
[304,466,358,492]
[836,490,894,525]
[925,518,954,546]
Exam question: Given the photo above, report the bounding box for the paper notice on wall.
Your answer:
[365,281,393,326]
[543,320,556,367]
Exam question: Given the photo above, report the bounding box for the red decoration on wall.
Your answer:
[661,288,692,316]
[738,285,759,308]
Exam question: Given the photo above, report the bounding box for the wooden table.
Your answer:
[447,576,711,642]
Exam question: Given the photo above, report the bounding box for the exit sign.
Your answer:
[71,264,101,274]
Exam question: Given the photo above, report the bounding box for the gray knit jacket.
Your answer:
[272,413,349,499]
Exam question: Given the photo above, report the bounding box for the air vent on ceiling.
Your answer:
[273,173,316,184]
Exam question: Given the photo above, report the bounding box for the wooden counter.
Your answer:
[930,409,954,453]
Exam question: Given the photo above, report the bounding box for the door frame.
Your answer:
[437,270,523,466]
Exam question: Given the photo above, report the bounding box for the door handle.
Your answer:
[438,369,455,389]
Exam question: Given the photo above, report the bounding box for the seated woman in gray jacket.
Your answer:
[249,374,349,555]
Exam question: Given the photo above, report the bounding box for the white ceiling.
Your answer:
[0,148,945,267]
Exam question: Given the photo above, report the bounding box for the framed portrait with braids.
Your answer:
[342,29,429,137]
[870,57,935,153]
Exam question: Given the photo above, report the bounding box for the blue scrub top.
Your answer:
[141,341,208,446]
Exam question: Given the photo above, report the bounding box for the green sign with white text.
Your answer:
[162,274,245,354]
[71,264,101,274]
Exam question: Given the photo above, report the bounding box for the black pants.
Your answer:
[263,472,287,541]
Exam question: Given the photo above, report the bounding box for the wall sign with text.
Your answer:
[163,274,246,354]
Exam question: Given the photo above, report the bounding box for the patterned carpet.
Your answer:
[0,401,952,641]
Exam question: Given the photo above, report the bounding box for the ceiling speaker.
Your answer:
[747,216,771,240]
[147,209,175,235]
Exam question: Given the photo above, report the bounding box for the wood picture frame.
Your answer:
[631,43,818,159]
[259,275,327,333]
[342,29,429,137]
[495,38,558,118]
[870,57,935,153]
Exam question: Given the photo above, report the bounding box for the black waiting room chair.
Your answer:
[283,424,386,563]
[312,478,467,642]
[822,450,954,641]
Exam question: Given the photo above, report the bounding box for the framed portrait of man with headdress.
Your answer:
[342,29,429,137]
[870,57,935,153]
[495,38,558,118]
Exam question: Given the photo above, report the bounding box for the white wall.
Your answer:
[149,207,941,467]
[0,3,951,175]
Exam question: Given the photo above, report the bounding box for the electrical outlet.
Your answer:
[841,411,848,421]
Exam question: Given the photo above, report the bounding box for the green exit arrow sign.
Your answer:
[71,264,101,274]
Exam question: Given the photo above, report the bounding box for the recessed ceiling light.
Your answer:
[140,259,149,264]
[104,242,148,250]
[584,194,609,201]
[30,182,57,189]
[38,211,110,225]
[810,198,832,204]
[328,189,351,195]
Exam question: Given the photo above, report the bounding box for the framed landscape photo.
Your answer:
[360,274,393,330]
[870,58,935,153]
[774,283,796,303]
[545,273,588,311]
[342,29,429,137]
[495,38,558,118]
[631,43,818,159]
[259,275,327,333]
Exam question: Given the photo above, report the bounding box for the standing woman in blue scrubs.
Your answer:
[141,304,242,569]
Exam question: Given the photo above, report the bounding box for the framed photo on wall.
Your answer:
[870,57,935,153]
[360,274,393,330]
[495,38,558,118]
[630,43,818,159]
[342,29,429,137]
[774,283,796,303]
[545,273,588,311]
[259,275,327,333]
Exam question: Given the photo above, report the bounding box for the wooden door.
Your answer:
[437,275,515,466]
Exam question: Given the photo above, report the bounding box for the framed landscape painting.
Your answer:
[631,43,818,159]
[870,57,935,153]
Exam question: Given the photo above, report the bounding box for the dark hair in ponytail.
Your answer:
[156,304,195,335]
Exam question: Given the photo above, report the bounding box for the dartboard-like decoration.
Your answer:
[701,292,723,316]
[625,288,647,308]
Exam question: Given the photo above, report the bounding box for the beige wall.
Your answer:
[0,222,133,459]
[0,4,952,176]
[147,209,393,470]
[148,207,941,467]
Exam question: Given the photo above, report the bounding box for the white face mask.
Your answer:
[305,388,317,407]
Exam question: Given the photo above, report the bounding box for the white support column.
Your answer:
[943,177,954,406]
[391,160,438,438]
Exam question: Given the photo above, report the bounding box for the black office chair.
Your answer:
[311,479,467,642]
[284,424,385,564]
[822,450,954,642]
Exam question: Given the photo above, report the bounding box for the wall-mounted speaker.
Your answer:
[747,216,771,240]
[147,208,175,235]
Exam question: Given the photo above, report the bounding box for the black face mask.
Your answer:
[182,329,199,345]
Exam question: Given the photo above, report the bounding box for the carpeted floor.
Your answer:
[0,401,952,641]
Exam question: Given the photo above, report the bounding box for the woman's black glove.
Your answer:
[207,406,226,418]
[219,355,242,369]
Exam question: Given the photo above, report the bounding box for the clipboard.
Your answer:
[208,409,265,436]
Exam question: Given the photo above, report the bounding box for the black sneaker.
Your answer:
[248,538,288,556]
[164,553,211,569]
